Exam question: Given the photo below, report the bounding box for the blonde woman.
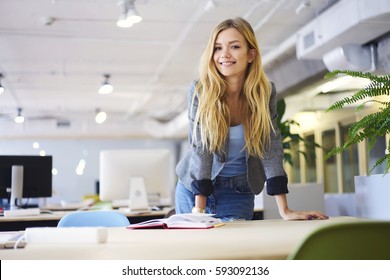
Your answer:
[175,18,328,221]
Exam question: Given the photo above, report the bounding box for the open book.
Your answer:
[127,213,224,229]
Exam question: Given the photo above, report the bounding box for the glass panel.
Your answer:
[368,135,387,174]
[322,129,338,193]
[289,140,301,183]
[304,134,317,182]
[341,125,359,192]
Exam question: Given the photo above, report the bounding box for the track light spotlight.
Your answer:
[95,109,107,124]
[0,73,5,95]
[98,74,113,94]
[14,107,25,124]
[117,0,142,28]
[125,5,142,24]
[295,0,311,15]
[117,12,134,28]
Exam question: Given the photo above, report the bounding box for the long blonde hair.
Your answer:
[193,17,273,158]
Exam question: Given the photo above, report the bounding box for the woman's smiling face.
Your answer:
[213,27,255,80]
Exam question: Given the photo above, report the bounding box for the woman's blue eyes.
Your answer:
[214,45,240,51]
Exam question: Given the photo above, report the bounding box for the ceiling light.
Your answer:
[75,159,86,176]
[320,76,355,93]
[125,6,142,24]
[14,107,25,124]
[40,16,56,26]
[117,0,142,28]
[98,74,113,94]
[95,109,107,124]
[117,13,134,28]
[295,0,311,15]
[0,73,5,95]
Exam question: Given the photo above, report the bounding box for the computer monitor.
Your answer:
[99,149,176,208]
[0,155,53,207]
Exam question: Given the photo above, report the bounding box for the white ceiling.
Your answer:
[0,0,371,139]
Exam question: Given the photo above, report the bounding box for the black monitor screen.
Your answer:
[0,155,52,200]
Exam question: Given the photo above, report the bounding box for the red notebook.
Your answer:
[127,213,224,229]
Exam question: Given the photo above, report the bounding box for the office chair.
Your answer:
[57,210,130,227]
[287,221,390,260]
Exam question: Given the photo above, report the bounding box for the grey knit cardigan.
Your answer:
[175,80,288,197]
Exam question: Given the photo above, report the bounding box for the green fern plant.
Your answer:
[325,70,390,174]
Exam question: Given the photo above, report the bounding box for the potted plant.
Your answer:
[325,70,390,220]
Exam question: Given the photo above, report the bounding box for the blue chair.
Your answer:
[287,221,390,260]
[57,210,130,227]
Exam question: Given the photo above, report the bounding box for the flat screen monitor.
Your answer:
[0,155,53,202]
[99,149,176,207]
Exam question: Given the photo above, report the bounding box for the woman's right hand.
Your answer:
[193,194,207,213]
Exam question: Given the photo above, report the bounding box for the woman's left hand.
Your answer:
[274,194,329,220]
[280,209,329,220]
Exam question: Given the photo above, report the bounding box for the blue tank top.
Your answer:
[218,124,247,177]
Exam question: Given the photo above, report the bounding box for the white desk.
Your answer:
[0,216,362,260]
[0,209,171,231]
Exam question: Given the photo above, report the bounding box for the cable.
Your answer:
[13,233,26,250]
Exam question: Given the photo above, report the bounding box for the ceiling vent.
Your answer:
[323,44,376,72]
[296,0,390,60]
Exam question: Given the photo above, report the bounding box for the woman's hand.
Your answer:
[194,194,207,208]
[274,193,329,220]
[279,208,329,220]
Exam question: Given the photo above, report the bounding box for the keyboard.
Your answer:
[24,227,108,244]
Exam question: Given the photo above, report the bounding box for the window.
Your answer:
[368,135,387,174]
[322,129,338,193]
[340,124,359,192]
[289,140,301,183]
[304,134,317,182]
